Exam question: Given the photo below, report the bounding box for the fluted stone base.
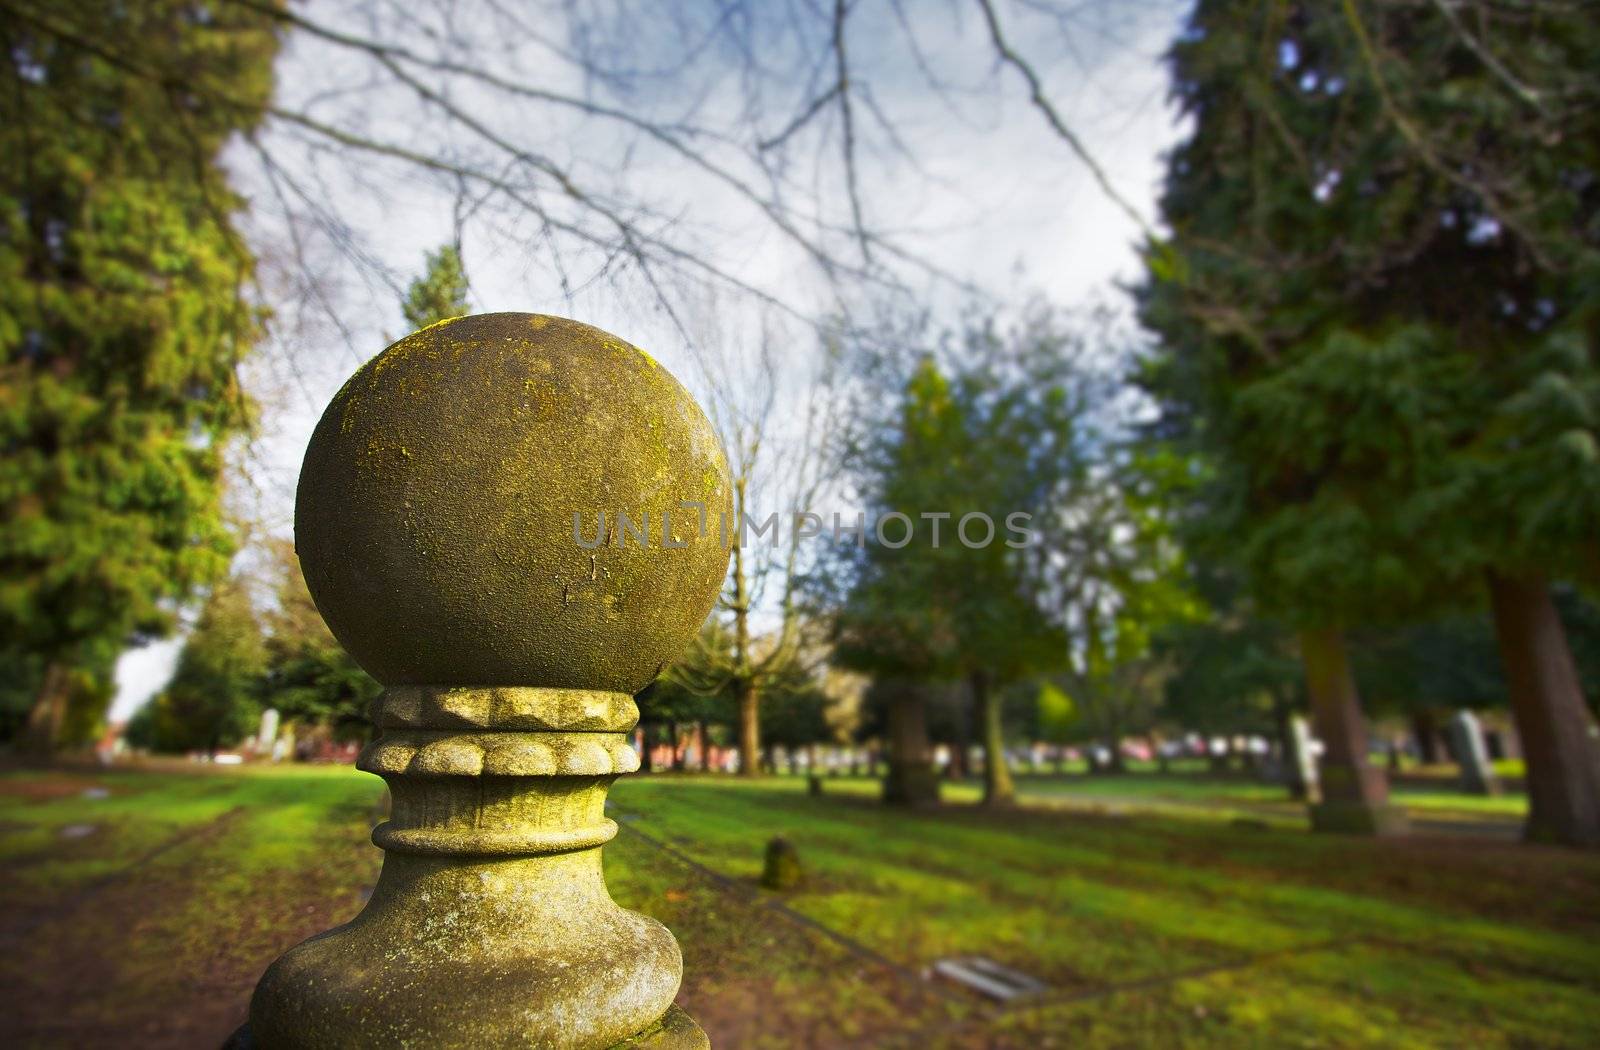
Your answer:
[238,687,704,1050]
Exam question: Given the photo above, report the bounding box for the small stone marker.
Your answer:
[239,314,728,1049]
[1448,710,1501,797]
[807,773,823,796]
[761,836,803,890]
[930,956,1048,1002]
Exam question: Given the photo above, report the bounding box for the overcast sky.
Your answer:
[112,0,1190,722]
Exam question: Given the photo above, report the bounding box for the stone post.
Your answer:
[1448,710,1502,797]
[237,314,729,1049]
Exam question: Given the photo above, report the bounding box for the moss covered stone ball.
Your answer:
[295,313,732,693]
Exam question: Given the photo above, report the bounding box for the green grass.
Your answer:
[0,763,383,1048]
[773,769,1529,824]
[1,763,1594,1048]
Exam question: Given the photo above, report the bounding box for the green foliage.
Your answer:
[256,539,379,735]
[834,315,1079,690]
[647,621,737,729]
[1139,0,1600,624]
[1039,444,1206,750]
[126,576,265,753]
[757,658,830,749]
[1,635,122,746]
[1157,619,1297,740]
[1351,613,1505,718]
[654,621,830,748]
[1034,680,1078,743]
[400,244,470,331]
[1150,548,1301,738]
[0,1,280,744]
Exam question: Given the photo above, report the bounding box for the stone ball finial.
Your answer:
[295,313,731,693]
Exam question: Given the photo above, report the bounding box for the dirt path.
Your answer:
[0,806,376,1049]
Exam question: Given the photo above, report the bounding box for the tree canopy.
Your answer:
[126,576,265,755]
[2,0,280,750]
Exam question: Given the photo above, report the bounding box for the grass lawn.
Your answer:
[1,763,1595,1048]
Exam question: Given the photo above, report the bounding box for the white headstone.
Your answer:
[1290,715,1321,802]
[1448,710,1500,796]
[257,707,280,755]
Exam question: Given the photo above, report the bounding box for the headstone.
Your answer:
[1289,715,1321,804]
[256,707,280,755]
[761,836,803,890]
[1448,710,1501,796]
[238,314,722,1049]
[271,724,293,764]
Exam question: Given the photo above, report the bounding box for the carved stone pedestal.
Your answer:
[247,687,705,1049]
[237,314,730,1048]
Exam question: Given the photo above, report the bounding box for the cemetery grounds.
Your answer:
[1,762,1597,1049]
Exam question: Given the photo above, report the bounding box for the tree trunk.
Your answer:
[883,687,939,805]
[949,687,972,780]
[1104,734,1126,774]
[23,661,71,756]
[730,511,763,778]
[1486,571,1600,847]
[1411,710,1442,764]
[639,725,654,773]
[668,722,683,771]
[974,670,1014,806]
[1300,627,1399,834]
[735,678,761,777]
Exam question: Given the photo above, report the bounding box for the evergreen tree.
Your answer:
[400,244,470,331]
[1141,1,1600,843]
[1,2,280,751]
[257,539,378,737]
[759,658,831,762]
[126,574,265,755]
[835,317,1082,806]
[647,621,737,771]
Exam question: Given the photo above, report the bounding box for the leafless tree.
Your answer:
[4,0,1177,361]
[667,303,846,774]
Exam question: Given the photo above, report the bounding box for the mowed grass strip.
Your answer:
[608,774,1600,1047]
